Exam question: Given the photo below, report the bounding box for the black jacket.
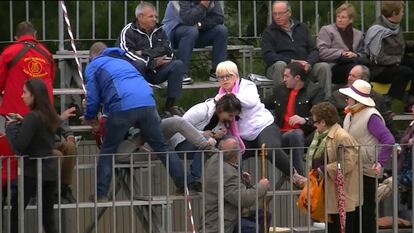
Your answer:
[265,81,324,136]
[179,1,224,31]
[261,21,319,68]
[116,20,173,71]
[6,112,58,181]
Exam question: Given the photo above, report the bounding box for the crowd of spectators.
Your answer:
[0,1,413,233]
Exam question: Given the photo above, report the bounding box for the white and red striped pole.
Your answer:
[185,187,196,233]
[59,0,86,94]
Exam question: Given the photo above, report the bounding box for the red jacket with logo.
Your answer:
[0,35,55,116]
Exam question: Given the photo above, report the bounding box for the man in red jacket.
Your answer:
[0,21,55,201]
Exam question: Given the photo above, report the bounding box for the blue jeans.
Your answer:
[172,24,228,73]
[97,106,185,197]
[175,140,202,184]
[131,60,184,99]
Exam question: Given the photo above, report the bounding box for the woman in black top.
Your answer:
[6,79,61,233]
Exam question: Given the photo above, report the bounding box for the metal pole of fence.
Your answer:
[218,151,225,233]
[329,1,333,25]
[7,157,12,233]
[148,152,152,233]
[17,157,24,233]
[76,154,80,233]
[299,1,303,23]
[375,1,381,18]
[9,1,13,41]
[25,0,29,22]
[253,1,257,38]
[92,1,95,40]
[42,0,46,40]
[315,1,319,35]
[411,144,414,232]
[237,152,241,233]
[289,147,294,232]
[357,146,362,233]
[108,0,112,39]
[268,1,272,26]
[238,1,242,38]
[111,154,116,233]
[57,156,62,233]
[255,150,259,233]
[36,159,43,233]
[76,1,79,39]
[124,0,127,26]
[129,153,134,233]
[58,0,64,51]
[405,0,409,32]
[392,145,398,232]
[360,1,365,32]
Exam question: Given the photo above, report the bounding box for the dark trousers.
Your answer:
[10,177,57,233]
[332,62,357,84]
[172,24,228,73]
[362,176,376,233]
[371,63,414,99]
[233,210,271,233]
[242,123,291,176]
[132,59,184,99]
[328,208,358,233]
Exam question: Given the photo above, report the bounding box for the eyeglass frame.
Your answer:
[272,9,290,17]
[217,73,235,81]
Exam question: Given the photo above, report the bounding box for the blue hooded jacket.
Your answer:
[84,47,155,120]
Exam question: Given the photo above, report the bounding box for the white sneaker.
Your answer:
[182,74,193,85]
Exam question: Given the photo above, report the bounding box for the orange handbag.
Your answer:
[296,169,327,222]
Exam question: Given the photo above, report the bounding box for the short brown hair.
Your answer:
[310,102,340,127]
[89,42,107,58]
[15,21,36,37]
[381,1,404,18]
[336,3,356,20]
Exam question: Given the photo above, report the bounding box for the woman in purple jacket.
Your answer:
[339,79,395,233]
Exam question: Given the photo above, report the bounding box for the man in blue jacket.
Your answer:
[162,0,228,81]
[83,42,187,200]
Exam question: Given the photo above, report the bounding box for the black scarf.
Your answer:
[338,24,354,51]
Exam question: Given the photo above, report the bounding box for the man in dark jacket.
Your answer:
[261,1,332,99]
[116,2,185,115]
[265,62,324,175]
[162,0,228,81]
[329,64,397,136]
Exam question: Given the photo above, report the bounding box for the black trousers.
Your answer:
[242,123,291,176]
[11,177,57,233]
[328,207,359,233]
[362,175,377,233]
[372,63,414,100]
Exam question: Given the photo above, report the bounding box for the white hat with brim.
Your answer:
[339,79,376,107]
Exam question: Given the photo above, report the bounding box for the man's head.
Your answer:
[135,2,157,32]
[89,42,107,60]
[347,65,370,86]
[272,1,292,28]
[15,21,37,40]
[283,62,306,89]
[381,1,404,24]
[218,136,240,163]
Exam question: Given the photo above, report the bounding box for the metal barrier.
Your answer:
[0,142,413,233]
[1,1,413,46]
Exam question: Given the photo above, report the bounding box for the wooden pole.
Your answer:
[260,144,267,232]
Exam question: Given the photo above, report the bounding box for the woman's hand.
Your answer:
[372,162,382,176]
[6,113,23,125]
[60,107,76,121]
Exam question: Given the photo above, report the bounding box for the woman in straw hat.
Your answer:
[339,79,395,233]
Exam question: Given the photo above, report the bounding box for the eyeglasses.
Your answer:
[217,74,234,81]
[272,10,289,17]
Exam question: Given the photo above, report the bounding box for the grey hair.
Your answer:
[218,136,240,162]
[357,65,371,82]
[273,1,291,11]
[135,2,156,18]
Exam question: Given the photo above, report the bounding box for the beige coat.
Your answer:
[324,123,362,214]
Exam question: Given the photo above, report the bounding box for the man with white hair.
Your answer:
[116,2,186,116]
[261,1,332,99]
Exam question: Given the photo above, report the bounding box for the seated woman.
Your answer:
[6,79,61,233]
[214,60,303,184]
[307,102,360,233]
[317,3,367,85]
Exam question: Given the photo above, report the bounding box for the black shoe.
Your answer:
[61,185,76,204]
[167,106,185,116]
[189,181,202,192]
